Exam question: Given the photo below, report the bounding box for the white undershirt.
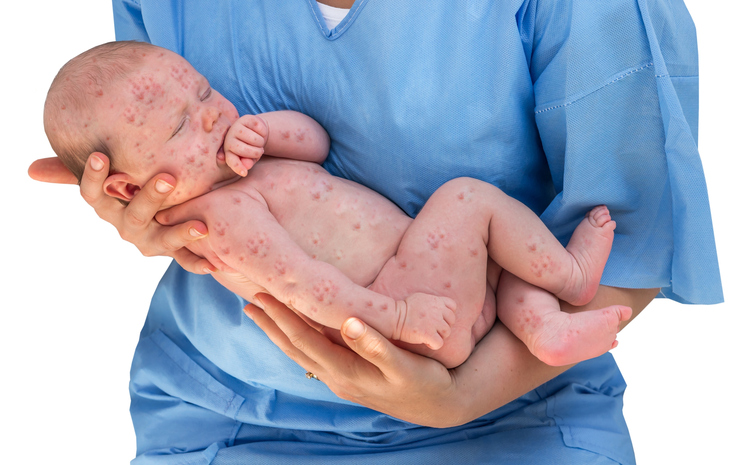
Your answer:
[317,2,350,30]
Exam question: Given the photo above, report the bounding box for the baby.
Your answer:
[44,41,631,368]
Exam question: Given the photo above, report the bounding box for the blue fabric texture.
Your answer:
[114,0,723,463]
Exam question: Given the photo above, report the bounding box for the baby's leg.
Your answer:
[440,178,614,307]
[496,271,631,366]
[369,180,496,368]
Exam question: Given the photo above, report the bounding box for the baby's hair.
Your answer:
[43,41,158,183]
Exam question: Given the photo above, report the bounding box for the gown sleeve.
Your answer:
[112,0,151,43]
[517,0,722,304]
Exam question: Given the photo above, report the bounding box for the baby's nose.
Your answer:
[202,107,220,132]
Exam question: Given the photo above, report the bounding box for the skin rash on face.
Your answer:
[96,50,241,207]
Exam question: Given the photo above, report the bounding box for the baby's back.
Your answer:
[240,157,413,287]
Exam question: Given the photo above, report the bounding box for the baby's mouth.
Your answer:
[215,124,231,165]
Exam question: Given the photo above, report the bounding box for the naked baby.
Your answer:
[44,41,631,368]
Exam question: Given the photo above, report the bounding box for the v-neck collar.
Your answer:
[306,0,369,40]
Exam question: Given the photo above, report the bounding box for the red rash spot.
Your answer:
[528,244,537,252]
[444,282,452,289]
[353,223,361,231]
[381,303,388,310]
[398,261,407,269]
[220,247,230,255]
[95,89,104,97]
[311,280,338,304]
[366,301,373,307]
[60,105,66,110]
[295,130,306,142]
[457,192,464,200]
[517,296,525,303]
[469,248,478,257]
[281,131,290,139]
[312,192,321,200]
[232,197,242,205]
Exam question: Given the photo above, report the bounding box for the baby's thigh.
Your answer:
[370,246,492,368]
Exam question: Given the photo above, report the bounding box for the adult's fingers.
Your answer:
[171,244,215,275]
[244,297,325,376]
[120,175,177,233]
[147,218,208,256]
[79,153,112,208]
[340,318,408,380]
[27,157,77,184]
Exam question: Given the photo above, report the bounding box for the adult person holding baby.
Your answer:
[30,0,722,463]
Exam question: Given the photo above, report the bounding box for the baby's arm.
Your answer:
[224,111,330,176]
[165,186,455,349]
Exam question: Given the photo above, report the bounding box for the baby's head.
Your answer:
[44,41,240,207]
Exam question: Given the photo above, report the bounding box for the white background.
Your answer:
[1,1,748,463]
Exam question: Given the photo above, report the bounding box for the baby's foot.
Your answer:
[527,305,632,367]
[557,206,616,306]
[396,293,456,350]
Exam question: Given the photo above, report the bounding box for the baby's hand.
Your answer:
[397,293,457,350]
[223,115,270,176]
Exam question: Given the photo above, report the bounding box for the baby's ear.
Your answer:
[103,173,142,201]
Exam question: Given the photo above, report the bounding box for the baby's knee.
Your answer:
[441,176,484,192]
[437,177,502,203]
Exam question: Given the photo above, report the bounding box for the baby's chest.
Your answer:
[248,161,412,285]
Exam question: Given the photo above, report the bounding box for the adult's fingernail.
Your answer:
[190,228,206,238]
[344,318,365,339]
[156,179,174,193]
[90,156,104,171]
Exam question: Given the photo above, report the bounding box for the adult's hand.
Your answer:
[28,157,78,184]
[247,286,658,428]
[28,153,214,274]
[246,293,463,428]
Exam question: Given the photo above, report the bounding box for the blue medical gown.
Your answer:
[117,0,723,463]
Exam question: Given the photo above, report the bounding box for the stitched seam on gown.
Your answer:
[336,0,366,32]
[307,0,367,39]
[535,62,654,114]
[150,331,241,416]
[307,0,327,33]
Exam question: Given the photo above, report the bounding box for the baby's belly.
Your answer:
[249,158,413,287]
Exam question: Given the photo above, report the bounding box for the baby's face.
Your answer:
[98,49,240,207]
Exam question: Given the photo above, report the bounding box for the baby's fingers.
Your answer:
[238,114,270,140]
[224,150,249,177]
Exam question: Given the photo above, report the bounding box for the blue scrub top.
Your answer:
[117,1,723,464]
